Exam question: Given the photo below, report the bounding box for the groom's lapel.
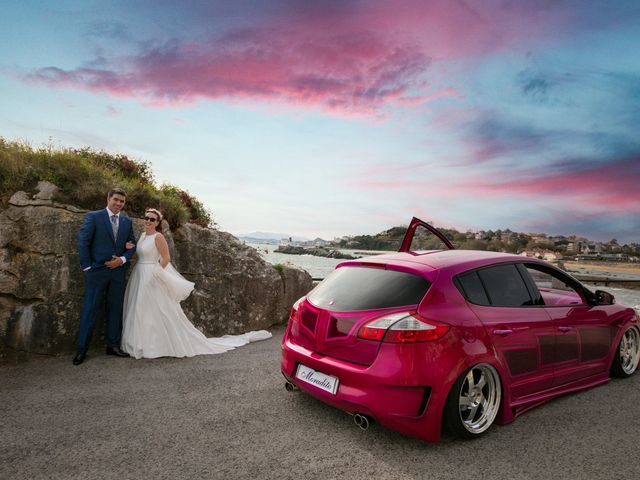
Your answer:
[102,209,116,245]
[115,215,128,245]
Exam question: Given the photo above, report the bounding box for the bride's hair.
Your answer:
[145,208,163,233]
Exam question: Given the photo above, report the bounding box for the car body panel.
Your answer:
[466,304,556,399]
[545,306,613,386]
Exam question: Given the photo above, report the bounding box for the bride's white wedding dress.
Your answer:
[121,232,271,359]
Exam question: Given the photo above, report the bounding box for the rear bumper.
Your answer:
[281,335,455,442]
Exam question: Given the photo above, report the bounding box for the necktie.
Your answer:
[111,214,118,238]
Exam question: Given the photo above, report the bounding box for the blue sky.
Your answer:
[1,1,639,242]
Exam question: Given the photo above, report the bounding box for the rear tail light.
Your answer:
[357,312,449,343]
[290,297,304,322]
[357,312,411,341]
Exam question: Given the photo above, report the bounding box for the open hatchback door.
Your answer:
[399,216,455,252]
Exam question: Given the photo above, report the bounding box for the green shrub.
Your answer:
[0,138,213,229]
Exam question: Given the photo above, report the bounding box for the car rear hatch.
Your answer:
[289,261,436,366]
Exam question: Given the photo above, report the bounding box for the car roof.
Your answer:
[339,249,531,275]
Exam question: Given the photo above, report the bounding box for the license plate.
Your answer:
[295,364,339,395]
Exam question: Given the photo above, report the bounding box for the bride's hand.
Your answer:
[126,241,135,249]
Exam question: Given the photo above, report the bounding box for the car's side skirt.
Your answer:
[509,372,610,418]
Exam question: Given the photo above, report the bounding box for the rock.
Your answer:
[274,244,356,260]
[9,190,54,207]
[0,202,86,360]
[277,264,314,319]
[8,191,31,206]
[34,181,60,201]
[171,223,286,335]
[274,245,307,255]
[0,191,313,362]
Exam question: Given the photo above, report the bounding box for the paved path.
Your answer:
[2,326,639,480]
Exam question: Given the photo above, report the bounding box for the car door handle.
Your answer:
[493,329,513,336]
[557,326,571,333]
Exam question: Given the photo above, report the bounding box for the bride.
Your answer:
[121,208,271,359]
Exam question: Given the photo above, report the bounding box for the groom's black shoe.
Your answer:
[73,351,87,365]
[106,346,130,357]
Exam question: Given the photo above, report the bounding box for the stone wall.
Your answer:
[0,183,313,362]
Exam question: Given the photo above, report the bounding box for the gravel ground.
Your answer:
[2,325,639,480]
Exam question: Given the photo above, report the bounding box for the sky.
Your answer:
[1,0,639,243]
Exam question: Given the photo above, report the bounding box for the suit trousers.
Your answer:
[77,267,127,351]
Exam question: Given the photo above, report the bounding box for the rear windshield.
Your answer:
[308,266,431,311]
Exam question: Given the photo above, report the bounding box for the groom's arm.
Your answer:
[78,212,96,270]
[122,220,136,262]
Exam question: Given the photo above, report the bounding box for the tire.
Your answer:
[444,363,502,439]
[611,326,640,378]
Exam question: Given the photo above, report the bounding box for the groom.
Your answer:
[73,188,137,365]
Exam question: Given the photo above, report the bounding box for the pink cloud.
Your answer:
[351,155,640,215]
[28,31,431,115]
[24,1,567,116]
[460,157,640,211]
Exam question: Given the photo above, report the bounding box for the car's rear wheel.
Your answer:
[611,326,640,378]
[444,363,501,439]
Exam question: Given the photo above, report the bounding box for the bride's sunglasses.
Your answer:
[144,216,159,222]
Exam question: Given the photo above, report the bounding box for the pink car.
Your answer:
[281,217,640,442]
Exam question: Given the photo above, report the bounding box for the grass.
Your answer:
[0,137,213,229]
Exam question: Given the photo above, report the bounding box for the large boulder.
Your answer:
[0,187,313,362]
[171,223,314,335]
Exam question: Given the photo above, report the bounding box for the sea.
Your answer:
[247,242,640,311]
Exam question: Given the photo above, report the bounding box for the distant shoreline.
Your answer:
[565,261,640,276]
[249,241,640,278]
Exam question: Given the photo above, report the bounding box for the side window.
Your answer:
[456,271,490,306]
[523,265,584,306]
[477,264,533,307]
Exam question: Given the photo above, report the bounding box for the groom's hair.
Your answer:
[108,188,127,198]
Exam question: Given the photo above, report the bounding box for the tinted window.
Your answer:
[308,266,430,311]
[523,264,585,306]
[478,265,533,307]
[525,266,575,292]
[456,271,490,305]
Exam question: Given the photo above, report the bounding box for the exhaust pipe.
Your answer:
[353,413,371,430]
[285,381,299,392]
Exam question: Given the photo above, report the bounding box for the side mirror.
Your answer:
[595,290,615,305]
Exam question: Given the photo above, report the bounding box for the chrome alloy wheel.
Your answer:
[620,327,640,375]
[458,364,501,435]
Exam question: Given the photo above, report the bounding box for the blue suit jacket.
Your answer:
[78,209,136,270]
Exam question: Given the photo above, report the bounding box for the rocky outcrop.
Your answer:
[0,184,313,362]
[170,224,312,335]
[274,244,356,259]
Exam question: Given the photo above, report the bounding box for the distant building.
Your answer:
[581,243,603,254]
[500,232,515,243]
[566,241,582,252]
[529,233,554,247]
